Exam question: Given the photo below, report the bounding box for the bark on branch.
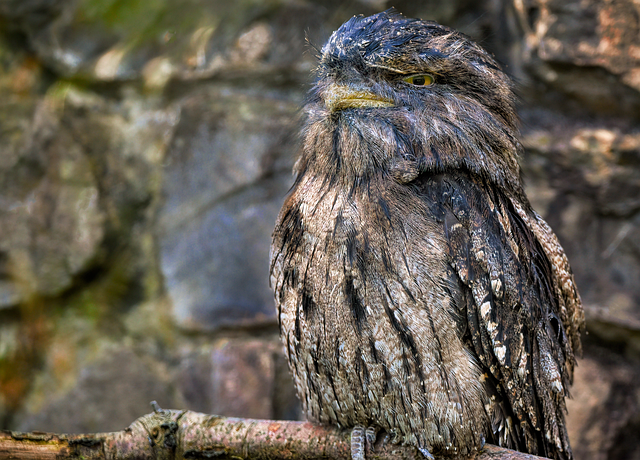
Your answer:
[0,406,548,460]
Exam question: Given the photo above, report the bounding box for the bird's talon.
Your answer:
[351,425,366,460]
[365,426,377,453]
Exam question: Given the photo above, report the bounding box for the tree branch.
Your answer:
[0,407,548,459]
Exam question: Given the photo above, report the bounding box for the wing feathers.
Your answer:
[418,172,580,459]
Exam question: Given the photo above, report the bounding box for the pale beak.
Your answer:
[323,83,394,112]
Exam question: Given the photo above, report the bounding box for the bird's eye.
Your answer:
[403,74,434,86]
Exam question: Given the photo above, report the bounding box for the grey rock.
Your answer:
[159,86,298,227]
[0,97,105,299]
[15,347,179,434]
[1,0,326,84]
[158,86,298,331]
[161,173,292,331]
[0,83,176,302]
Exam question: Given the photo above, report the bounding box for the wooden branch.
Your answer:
[0,405,548,460]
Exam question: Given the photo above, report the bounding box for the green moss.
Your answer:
[80,0,169,38]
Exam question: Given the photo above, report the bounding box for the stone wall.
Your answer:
[0,0,638,458]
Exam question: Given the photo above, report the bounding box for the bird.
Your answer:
[270,9,584,460]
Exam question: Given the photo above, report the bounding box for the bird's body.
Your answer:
[270,10,584,459]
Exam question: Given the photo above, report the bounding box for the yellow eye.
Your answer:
[403,74,434,86]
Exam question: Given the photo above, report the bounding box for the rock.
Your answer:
[175,348,215,414]
[520,109,640,217]
[0,81,178,303]
[175,338,302,420]
[519,0,640,117]
[0,0,327,84]
[566,342,640,460]
[0,93,105,300]
[0,0,65,30]
[519,109,640,343]
[210,339,277,419]
[15,346,180,433]
[209,338,301,420]
[161,172,293,331]
[158,85,298,331]
[0,0,501,87]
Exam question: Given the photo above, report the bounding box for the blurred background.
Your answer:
[0,0,638,458]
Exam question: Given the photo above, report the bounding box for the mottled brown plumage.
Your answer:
[270,10,584,460]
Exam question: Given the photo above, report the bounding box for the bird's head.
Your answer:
[298,10,524,193]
